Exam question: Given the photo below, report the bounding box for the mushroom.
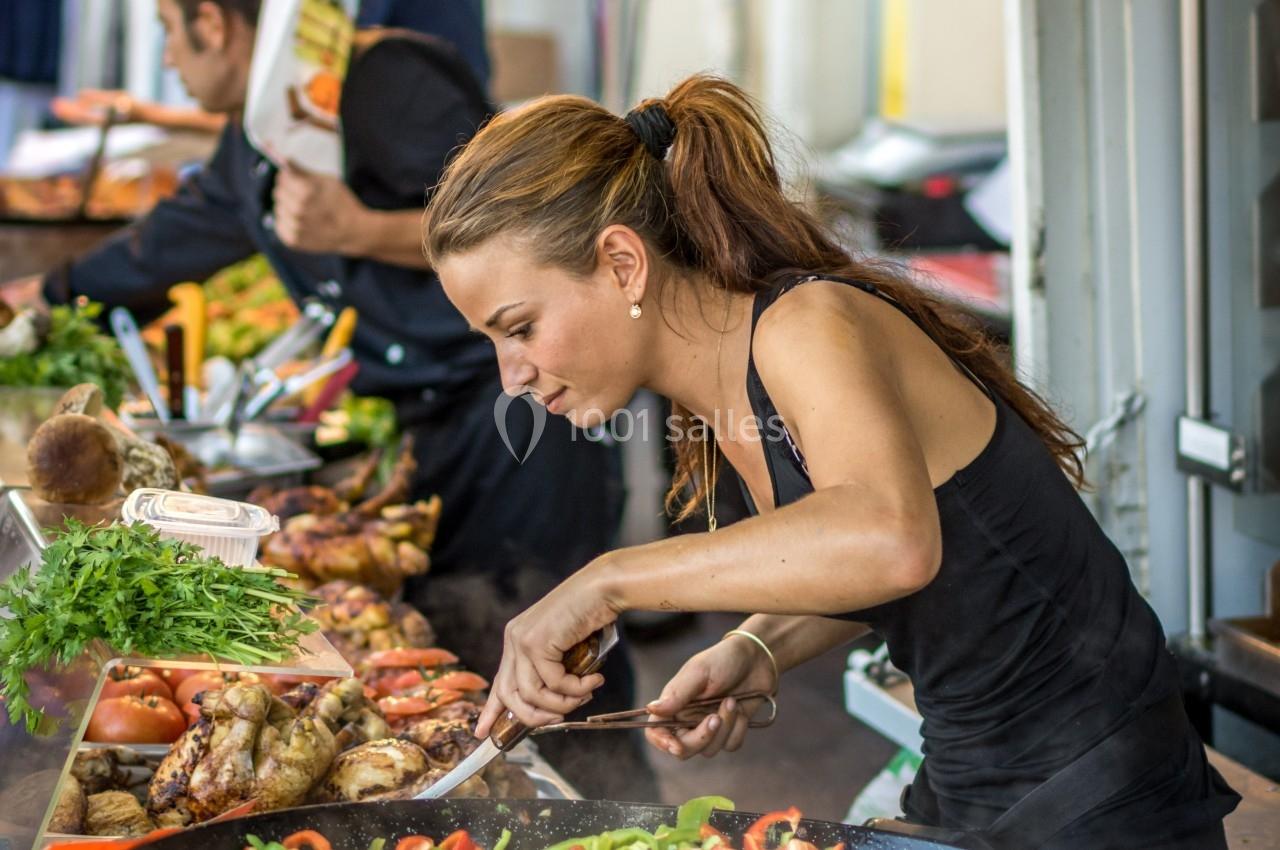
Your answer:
[50,383,180,493]
[26,413,123,504]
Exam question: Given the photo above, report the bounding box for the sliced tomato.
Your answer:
[395,838,436,850]
[377,690,464,717]
[438,830,476,850]
[377,670,433,697]
[428,671,489,692]
[364,648,459,669]
[281,830,332,850]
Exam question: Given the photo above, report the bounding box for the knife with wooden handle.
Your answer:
[414,623,618,799]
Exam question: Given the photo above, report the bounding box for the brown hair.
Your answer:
[426,75,1085,521]
[173,0,260,50]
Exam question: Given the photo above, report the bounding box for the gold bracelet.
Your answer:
[723,629,780,694]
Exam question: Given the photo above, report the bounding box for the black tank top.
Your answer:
[738,274,1238,839]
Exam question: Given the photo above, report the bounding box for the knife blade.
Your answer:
[414,623,619,800]
[110,307,169,424]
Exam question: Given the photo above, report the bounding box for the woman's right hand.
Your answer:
[644,634,777,760]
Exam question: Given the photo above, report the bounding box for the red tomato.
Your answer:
[100,666,173,702]
[158,667,202,690]
[174,671,267,708]
[85,695,187,744]
[363,648,459,669]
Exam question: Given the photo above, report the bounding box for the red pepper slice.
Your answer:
[395,838,437,850]
[282,830,332,850]
[438,830,477,850]
[745,808,803,849]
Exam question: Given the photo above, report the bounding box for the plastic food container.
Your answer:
[121,488,279,567]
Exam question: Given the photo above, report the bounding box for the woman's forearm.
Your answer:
[734,614,870,674]
[594,485,939,618]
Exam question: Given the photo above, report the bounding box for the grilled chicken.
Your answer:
[483,758,539,800]
[85,791,154,837]
[247,485,342,522]
[398,718,478,769]
[146,683,338,825]
[309,580,436,658]
[388,767,489,800]
[260,498,439,596]
[148,715,211,827]
[301,677,392,751]
[423,701,483,727]
[313,738,430,802]
[186,684,270,820]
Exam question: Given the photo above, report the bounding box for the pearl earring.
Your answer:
[629,303,643,320]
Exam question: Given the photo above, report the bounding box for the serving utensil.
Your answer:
[414,624,619,800]
[109,306,169,423]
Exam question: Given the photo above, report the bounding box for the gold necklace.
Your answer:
[703,292,729,534]
[702,428,718,532]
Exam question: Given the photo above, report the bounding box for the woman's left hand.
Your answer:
[474,558,621,737]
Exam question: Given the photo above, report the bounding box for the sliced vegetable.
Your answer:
[281,830,333,850]
[394,839,435,850]
[377,690,464,717]
[364,648,459,669]
[428,671,490,692]
[438,830,477,850]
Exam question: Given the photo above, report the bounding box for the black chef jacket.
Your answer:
[42,29,497,407]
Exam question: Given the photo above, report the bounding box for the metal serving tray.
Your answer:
[164,423,322,499]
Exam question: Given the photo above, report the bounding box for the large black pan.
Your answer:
[143,799,992,850]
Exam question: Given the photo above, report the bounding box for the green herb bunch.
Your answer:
[0,520,317,732]
[0,301,131,408]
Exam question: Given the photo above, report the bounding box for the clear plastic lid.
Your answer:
[121,488,280,538]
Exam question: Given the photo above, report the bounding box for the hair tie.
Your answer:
[624,103,677,161]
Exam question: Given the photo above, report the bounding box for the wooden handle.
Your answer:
[489,629,609,750]
[164,324,185,420]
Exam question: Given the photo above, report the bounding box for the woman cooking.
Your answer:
[422,75,1239,849]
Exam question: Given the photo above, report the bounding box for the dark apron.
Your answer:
[902,693,1234,849]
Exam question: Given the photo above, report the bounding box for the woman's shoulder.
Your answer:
[754,278,887,357]
[751,278,900,405]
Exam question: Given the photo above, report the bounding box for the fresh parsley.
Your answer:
[0,520,317,732]
[0,301,131,408]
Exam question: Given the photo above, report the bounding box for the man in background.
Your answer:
[1,0,654,801]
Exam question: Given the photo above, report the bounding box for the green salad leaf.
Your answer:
[0,301,131,408]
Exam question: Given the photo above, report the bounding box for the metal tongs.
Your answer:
[228,346,354,435]
[533,691,777,733]
[203,299,336,426]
